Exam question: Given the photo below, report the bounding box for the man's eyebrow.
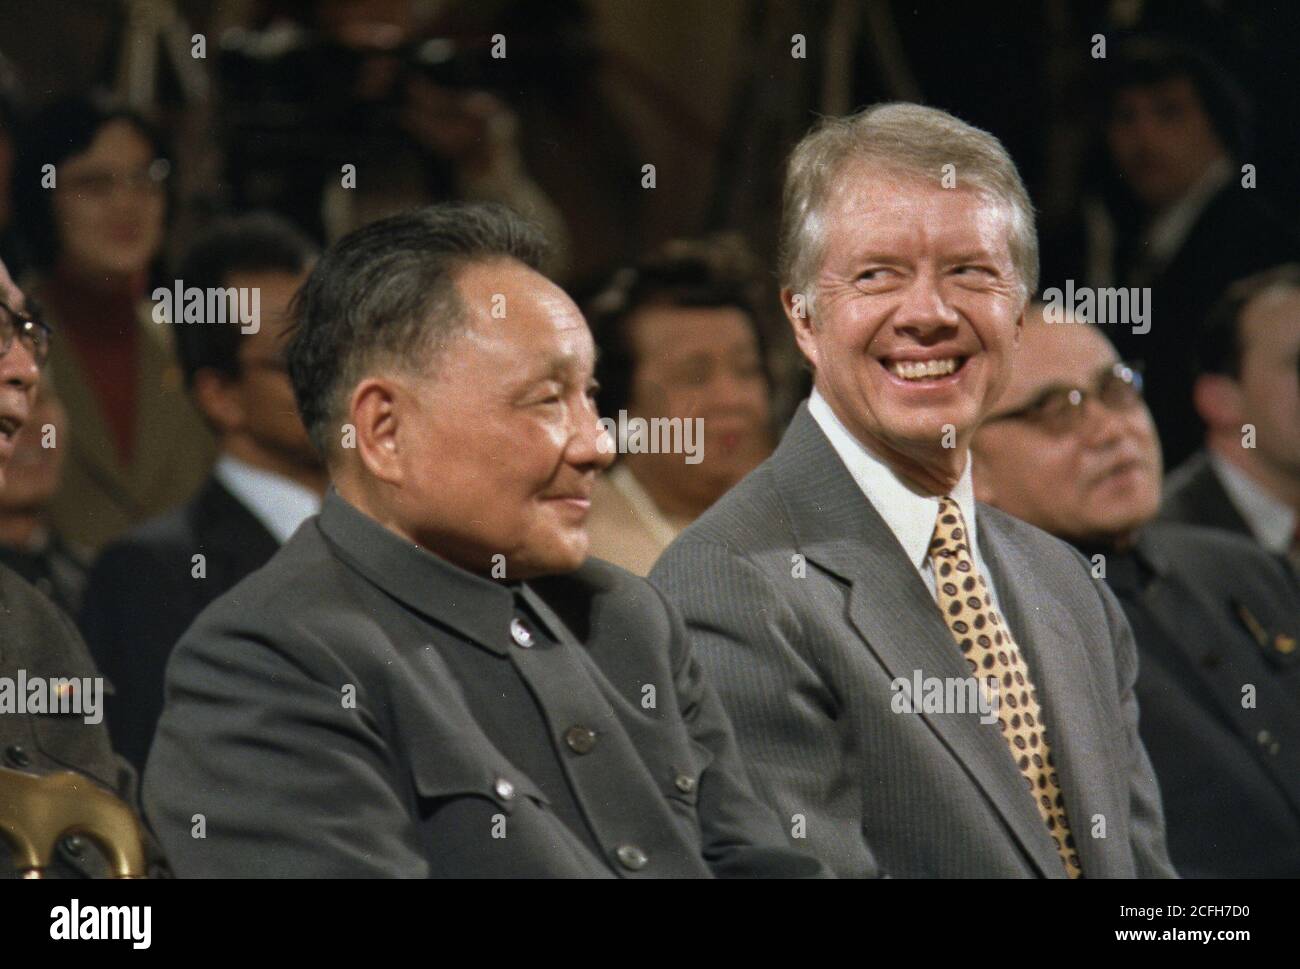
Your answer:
[517,347,597,384]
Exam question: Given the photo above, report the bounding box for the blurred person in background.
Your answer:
[0,253,166,879]
[1162,264,1300,573]
[219,0,568,270]
[13,93,214,553]
[80,212,322,772]
[143,203,826,878]
[0,53,26,276]
[584,237,774,575]
[0,368,90,616]
[972,306,1300,877]
[1049,36,1298,470]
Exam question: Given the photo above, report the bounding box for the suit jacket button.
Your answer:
[615,844,648,871]
[61,835,85,857]
[510,618,534,648]
[1257,729,1274,748]
[5,744,31,768]
[494,777,516,800]
[564,726,597,754]
[674,773,695,794]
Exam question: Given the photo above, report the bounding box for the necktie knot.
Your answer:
[929,497,970,559]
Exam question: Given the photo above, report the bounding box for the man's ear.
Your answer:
[781,286,819,368]
[1192,373,1243,431]
[191,368,243,435]
[349,377,405,485]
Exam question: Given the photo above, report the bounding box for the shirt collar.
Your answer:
[808,387,981,569]
[1144,156,1232,265]
[213,454,323,545]
[316,488,549,655]
[1207,451,1298,554]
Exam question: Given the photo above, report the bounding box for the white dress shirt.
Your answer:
[808,388,1004,614]
[1208,451,1298,556]
[212,454,322,545]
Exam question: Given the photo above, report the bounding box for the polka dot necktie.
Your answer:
[928,497,1082,878]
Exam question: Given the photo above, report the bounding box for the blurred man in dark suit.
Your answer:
[143,203,826,878]
[80,213,323,771]
[1162,264,1300,574]
[1049,38,1298,469]
[652,103,1175,878]
[973,306,1300,877]
[0,255,164,878]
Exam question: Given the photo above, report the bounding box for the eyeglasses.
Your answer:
[983,362,1145,435]
[59,158,171,199]
[0,299,52,367]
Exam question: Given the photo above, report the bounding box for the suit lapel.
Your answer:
[193,477,282,588]
[126,312,192,496]
[978,512,1127,877]
[770,407,1064,876]
[1136,536,1300,816]
[49,333,141,512]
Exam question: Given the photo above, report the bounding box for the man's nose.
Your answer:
[0,335,40,390]
[892,272,961,336]
[571,398,615,470]
[1079,394,1129,449]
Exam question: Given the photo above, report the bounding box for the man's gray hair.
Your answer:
[778,102,1038,315]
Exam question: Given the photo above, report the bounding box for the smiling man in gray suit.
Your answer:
[143,203,825,879]
[652,103,1177,879]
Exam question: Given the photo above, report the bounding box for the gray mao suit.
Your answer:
[143,488,827,878]
[651,403,1178,878]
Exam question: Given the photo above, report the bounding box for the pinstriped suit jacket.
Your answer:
[651,403,1177,878]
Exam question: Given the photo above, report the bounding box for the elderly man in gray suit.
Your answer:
[652,103,1177,879]
[143,203,826,879]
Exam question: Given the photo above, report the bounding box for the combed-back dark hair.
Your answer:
[1198,263,1300,378]
[287,202,549,456]
[173,212,318,388]
[1101,36,1253,160]
[585,234,771,419]
[14,92,171,271]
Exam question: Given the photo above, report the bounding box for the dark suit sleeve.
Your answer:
[143,622,428,877]
[653,539,879,877]
[1093,572,1179,879]
[651,577,831,878]
[79,541,186,773]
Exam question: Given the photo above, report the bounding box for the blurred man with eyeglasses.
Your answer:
[972,304,1300,877]
[79,214,323,772]
[0,362,92,618]
[0,256,167,878]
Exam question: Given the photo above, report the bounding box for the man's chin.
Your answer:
[515,535,589,578]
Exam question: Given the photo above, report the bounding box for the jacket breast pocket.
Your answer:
[406,748,613,877]
[409,750,552,819]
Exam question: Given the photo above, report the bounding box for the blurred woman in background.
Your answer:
[14,94,213,552]
[585,237,775,575]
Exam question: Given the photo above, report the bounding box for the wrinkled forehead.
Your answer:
[819,164,1014,257]
[454,260,594,364]
[1007,319,1118,400]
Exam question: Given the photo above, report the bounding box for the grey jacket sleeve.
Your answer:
[653,539,881,878]
[655,580,831,878]
[143,624,427,878]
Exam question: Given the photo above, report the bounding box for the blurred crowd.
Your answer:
[0,0,1297,879]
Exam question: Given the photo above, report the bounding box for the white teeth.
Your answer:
[888,358,959,380]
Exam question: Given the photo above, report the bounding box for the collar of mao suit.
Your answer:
[315,487,562,656]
